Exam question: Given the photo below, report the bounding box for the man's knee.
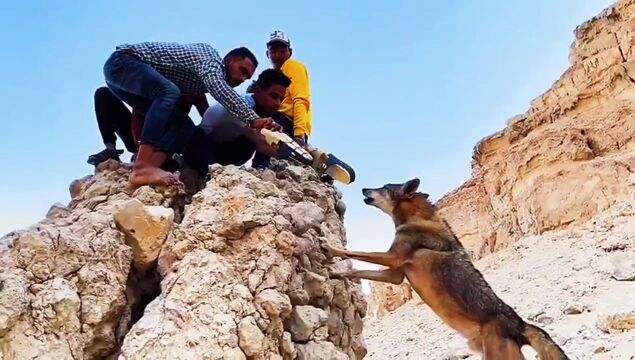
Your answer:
[155,82,181,102]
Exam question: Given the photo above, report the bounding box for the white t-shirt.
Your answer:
[199,94,255,142]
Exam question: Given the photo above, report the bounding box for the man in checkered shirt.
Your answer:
[103,41,280,187]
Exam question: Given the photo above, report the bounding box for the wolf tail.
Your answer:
[522,324,569,360]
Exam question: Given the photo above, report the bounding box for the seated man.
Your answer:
[184,69,355,185]
[266,31,312,146]
[87,87,209,165]
[265,31,354,184]
[181,68,292,175]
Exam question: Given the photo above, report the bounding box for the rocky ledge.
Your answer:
[0,160,367,360]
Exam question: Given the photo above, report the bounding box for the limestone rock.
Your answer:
[296,341,349,360]
[255,289,292,320]
[597,312,635,334]
[46,202,70,220]
[2,161,364,360]
[0,163,170,360]
[281,332,297,358]
[282,201,325,235]
[610,253,635,281]
[562,303,589,315]
[118,165,366,359]
[288,305,329,341]
[0,270,29,335]
[433,0,635,259]
[367,277,413,318]
[114,199,174,271]
[238,316,265,356]
[223,348,247,360]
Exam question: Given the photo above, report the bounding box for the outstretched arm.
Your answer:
[241,127,280,158]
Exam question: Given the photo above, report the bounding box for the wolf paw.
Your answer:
[328,270,352,279]
[321,242,346,258]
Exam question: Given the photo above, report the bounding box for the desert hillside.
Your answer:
[438,0,635,258]
[369,0,635,323]
[365,198,635,359]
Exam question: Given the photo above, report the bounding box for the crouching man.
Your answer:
[178,68,293,175]
[102,41,277,187]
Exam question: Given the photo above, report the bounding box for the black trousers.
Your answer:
[94,87,136,152]
[181,113,294,175]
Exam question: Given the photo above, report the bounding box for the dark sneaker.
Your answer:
[87,148,124,166]
[323,154,356,184]
[310,150,356,185]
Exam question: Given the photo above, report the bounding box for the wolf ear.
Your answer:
[400,178,420,199]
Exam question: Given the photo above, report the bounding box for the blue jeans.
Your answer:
[103,51,192,153]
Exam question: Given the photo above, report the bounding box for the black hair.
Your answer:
[224,47,258,67]
[255,68,291,89]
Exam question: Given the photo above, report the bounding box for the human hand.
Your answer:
[252,118,283,132]
[294,136,308,149]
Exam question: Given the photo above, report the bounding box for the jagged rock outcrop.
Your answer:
[0,161,367,359]
[435,0,635,258]
[366,277,412,319]
[119,164,367,359]
[0,161,182,360]
[367,0,635,322]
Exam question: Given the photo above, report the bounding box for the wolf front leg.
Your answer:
[322,242,404,268]
[331,267,405,284]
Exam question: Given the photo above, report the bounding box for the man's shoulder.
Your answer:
[205,94,254,116]
[117,41,217,53]
[282,58,308,72]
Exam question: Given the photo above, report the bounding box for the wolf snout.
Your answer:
[362,188,375,204]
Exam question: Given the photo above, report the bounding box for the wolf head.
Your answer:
[362,178,434,222]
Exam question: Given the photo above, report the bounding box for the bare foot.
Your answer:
[129,165,179,187]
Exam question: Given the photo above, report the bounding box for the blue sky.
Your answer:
[0,0,614,261]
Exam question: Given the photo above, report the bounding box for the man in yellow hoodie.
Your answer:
[266,31,312,147]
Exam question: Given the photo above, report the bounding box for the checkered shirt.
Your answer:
[116,42,258,123]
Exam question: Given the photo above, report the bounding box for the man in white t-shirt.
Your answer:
[183,69,295,173]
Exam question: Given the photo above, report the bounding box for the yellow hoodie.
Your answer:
[279,58,312,138]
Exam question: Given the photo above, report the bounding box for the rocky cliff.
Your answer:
[0,161,367,360]
[437,0,635,258]
[368,0,635,320]
[366,278,412,319]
